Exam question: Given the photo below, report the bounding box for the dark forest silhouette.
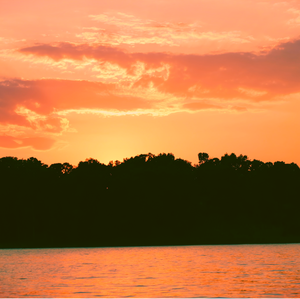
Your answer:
[1,152,299,248]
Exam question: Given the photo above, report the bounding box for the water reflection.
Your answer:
[0,244,300,297]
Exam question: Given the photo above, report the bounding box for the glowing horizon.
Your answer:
[1,0,300,166]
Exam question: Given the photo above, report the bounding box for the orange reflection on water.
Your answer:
[0,244,300,297]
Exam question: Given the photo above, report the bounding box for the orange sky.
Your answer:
[1,0,300,166]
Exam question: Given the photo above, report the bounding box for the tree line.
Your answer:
[1,152,299,248]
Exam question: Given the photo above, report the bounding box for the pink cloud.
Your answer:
[18,39,300,102]
[0,77,153,151]
[182,101,222,111]
[19,43,135,69]
[0,135,55,150]
[0,78,151,129]
[87,12,252,47]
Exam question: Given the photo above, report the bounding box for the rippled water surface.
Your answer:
[1,244,300,297]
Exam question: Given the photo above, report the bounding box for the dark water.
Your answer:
[0,244,300,297]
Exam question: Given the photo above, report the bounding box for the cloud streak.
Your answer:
[0,78,152,149]
[0,135,55,150]
[2,37,299,150]
[0,78,151,125]
[87,12,253,47]
[18,39,300,101]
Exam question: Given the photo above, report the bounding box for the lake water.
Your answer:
[0,244,300,297]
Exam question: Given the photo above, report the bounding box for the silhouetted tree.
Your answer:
[198,152,209,165]
[0,151,300,248]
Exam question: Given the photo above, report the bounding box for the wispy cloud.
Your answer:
[18,39,300,102]
[0,134,55,150]
[1,36,298,150]
[86,12,253,46]
[287,8,300,25]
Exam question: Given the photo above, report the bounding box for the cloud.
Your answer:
[19,43,135,69]
[238,88,268,97]
[10,36,300,125]
[17,39,300,104]
[182,101,223,111]
[86,12,253,46]
[8,38,300,147]
[287,8,300,25]
[0,78,152,127]
[0,135,55,150]
[0,78,156,150]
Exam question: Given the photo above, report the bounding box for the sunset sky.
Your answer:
[1,0,300,166]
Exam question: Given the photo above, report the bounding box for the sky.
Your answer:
[1,0,300,166]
